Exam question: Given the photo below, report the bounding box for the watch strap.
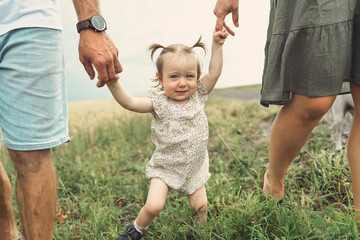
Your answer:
[76,19,91,33]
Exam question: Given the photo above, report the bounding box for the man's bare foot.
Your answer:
[263,170,285,199]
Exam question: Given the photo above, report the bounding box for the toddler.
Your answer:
[107,28,228,240]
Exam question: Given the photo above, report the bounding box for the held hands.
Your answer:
[213,0,239,36]
[214,28,229,45]
[78,30,122,87]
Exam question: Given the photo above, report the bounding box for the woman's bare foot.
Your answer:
[263,170,285,199]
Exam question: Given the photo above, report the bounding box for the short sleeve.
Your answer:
[147,91,168,119]
[197,80,209,95]
[197,80,209,103]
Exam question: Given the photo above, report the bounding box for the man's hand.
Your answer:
[78,30,122,87]
[213,0,239,36]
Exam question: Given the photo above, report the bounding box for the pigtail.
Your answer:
[148,43,165,91]
[192,36,207,54]
[149,44,165,61]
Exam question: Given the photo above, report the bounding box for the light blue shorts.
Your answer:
[0,28,70,151]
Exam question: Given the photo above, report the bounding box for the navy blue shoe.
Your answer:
[116,225,143,240]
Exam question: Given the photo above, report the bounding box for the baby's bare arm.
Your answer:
[106,80,154,113]
[201,29,229,93]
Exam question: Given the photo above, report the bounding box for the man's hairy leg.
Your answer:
[9,149,57,240]
[0,160,18,240]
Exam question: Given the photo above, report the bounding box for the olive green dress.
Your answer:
[261,0,360,106]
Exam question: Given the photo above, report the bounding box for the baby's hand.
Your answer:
[213,27,229,45]
[105,76,120,87]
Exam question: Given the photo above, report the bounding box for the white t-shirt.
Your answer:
[0,0,62,36]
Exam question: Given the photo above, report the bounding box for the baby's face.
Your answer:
[159,53,198,104]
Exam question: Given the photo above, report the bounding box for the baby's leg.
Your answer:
[187,186,208,224]
[135,178,169,229]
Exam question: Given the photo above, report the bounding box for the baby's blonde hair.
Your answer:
[149,37,207,90]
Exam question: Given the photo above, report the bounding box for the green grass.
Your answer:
[3,98,359,239]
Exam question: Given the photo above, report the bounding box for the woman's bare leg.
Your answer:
[347,83,360,221]
[263,94,336,198]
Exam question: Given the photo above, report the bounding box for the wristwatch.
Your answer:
[76,14,107,33]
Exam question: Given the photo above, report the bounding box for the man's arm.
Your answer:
[72,0,122,87]
[72,0,99,19]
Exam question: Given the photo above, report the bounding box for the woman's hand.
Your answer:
[213,0,239,36]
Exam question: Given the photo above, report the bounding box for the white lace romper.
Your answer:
[146,80,211,195]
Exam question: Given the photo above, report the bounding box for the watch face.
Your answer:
[91,15,106,31]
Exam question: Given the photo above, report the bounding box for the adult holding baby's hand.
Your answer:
[73,0,123,87]
[213,0,239,36]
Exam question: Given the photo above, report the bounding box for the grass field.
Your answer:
[3,96,359,239]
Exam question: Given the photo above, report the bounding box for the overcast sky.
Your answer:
[61,1,270,102]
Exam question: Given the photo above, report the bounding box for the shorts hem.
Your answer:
[4,135,70,151]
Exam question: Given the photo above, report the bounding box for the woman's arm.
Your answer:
[106,80,154,113]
